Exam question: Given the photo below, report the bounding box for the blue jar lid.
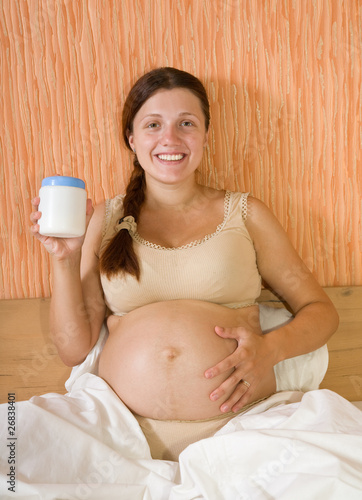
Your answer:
[41,176,85,189]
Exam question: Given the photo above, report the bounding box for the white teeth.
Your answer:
[157,154,184,161]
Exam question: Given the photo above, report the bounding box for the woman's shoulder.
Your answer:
[225,191,277,226]
[226,191,259,221]
[96,193,126,227]
[242,195,288,249]
[244,195,276,223]
[105,193,126,211]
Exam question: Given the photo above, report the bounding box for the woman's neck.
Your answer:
[144,176,206,210]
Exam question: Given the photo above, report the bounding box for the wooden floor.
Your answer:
[0,286,361,404]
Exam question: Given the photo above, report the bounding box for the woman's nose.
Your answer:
[161,124,181,145]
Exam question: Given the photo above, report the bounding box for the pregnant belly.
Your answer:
[98,300,271,420]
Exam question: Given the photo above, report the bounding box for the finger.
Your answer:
[219,382,251,413]
[30,225,53,249]
[30,210,42,224]
[231,394,252,413]
[215,325,249,338]
[209,370,244,402]
[204,352,239,379]
[214,325,242,340]
[214,326,229,337]
[205,345,252,379]
[30,222,39,234]
[31,196,40,209]
[86,198,93,216]
[85,198,94,230]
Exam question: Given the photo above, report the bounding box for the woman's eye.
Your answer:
[181,121,193,127]
[147,122,159,129]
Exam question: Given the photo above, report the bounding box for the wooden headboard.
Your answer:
[1,286,361,404]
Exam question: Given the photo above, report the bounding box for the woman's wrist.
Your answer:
[263,327,289,365]
[51,249,82,269]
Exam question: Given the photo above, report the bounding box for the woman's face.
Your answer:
[128,88,209,186]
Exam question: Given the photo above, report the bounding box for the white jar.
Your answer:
[38,176,87,238]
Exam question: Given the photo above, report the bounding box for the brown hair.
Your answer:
[99,67,210,280]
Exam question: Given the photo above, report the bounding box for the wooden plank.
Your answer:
[319,287,362,400]
[0,298,71,403]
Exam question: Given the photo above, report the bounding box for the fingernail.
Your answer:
[220,404,229,413]
[210,392,219,401]
[205,370,213,379]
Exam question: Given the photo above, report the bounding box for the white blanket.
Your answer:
[1,373,362,500]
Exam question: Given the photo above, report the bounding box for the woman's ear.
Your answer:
[127,132,134,152]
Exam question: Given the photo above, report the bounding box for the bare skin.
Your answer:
[99,300,276,420]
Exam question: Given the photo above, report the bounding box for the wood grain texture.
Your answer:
[0,0,361,298]
[0,298,71,403]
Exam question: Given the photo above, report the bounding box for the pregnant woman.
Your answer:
[31,67,338,461]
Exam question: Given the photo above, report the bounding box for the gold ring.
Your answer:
[242,380,250,388]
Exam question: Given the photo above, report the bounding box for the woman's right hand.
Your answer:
[30,196,94,260]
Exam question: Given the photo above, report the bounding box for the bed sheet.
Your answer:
[1,373,362,500]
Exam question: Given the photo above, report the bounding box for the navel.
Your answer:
[161,346,182,362]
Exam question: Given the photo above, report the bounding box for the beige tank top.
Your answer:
[100,191,261,315]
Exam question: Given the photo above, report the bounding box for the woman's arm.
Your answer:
[247,196,339,359]
[247,198,339,364]
[31,199,106,367]
[205,196,339,412]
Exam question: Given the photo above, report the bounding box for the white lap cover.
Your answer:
[1,376,361,499]
[172,390,362,500]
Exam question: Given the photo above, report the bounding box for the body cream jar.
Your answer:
[38,176,87,237]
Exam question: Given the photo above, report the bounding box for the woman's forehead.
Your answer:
[134,88,205,120]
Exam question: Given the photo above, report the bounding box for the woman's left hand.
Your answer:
[204,325,277,413]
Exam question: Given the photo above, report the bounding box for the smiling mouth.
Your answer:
[156,154,185,161]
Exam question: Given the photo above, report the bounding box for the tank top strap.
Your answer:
[100,194,125,254]
[240,192,249,221]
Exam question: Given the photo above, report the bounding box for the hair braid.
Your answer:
[99,159,145,280]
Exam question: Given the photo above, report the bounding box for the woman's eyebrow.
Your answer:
[179,112,200,119]
[140,112,200,121]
